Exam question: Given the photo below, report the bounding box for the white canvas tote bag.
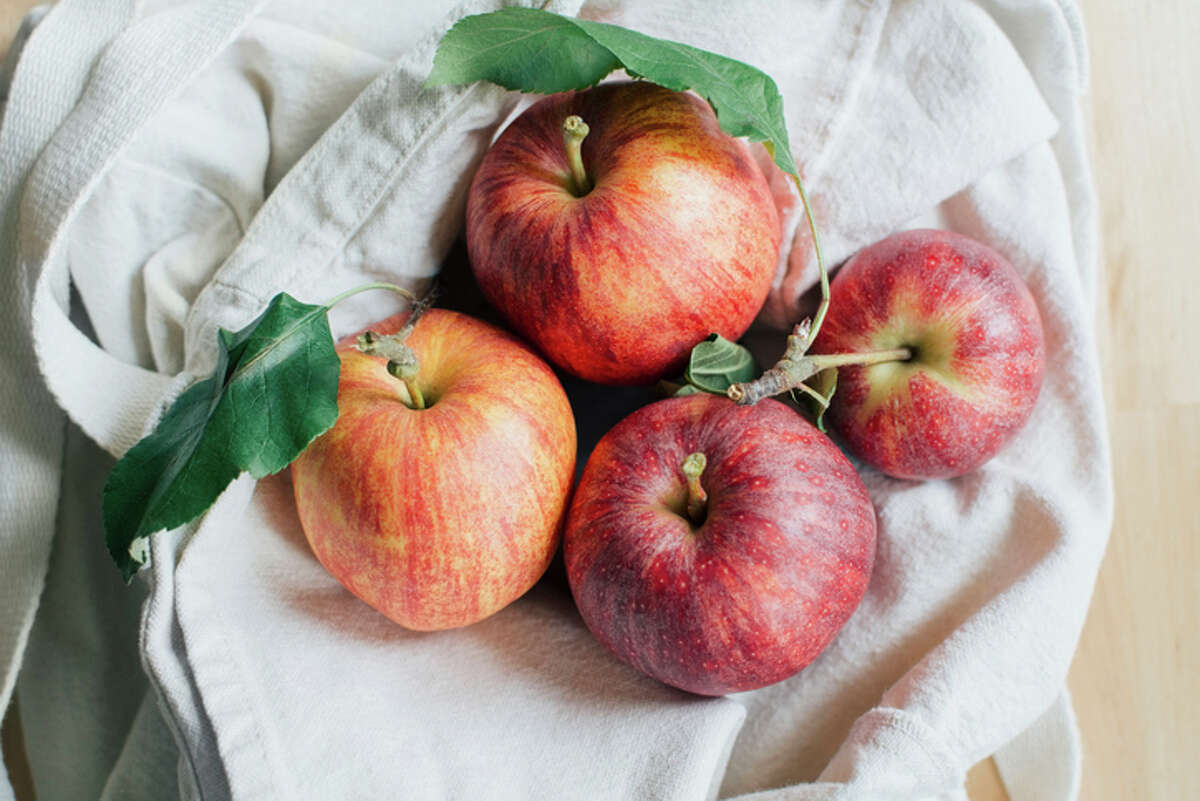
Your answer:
[1,1,1110,799]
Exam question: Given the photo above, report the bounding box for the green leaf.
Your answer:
[425,7,797,176]
[684,334,757,395]
[102,293,341,581]
[426,8,619,93]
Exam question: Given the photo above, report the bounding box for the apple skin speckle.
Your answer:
[466,82,780,386]
[811,229,1045,480]
[564,394,876,696]
[292,310,576,631]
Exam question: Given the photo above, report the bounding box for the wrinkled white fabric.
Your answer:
[0,3,140,799]
[1,1,1110,799]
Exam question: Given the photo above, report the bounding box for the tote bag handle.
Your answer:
[22,0,268,456]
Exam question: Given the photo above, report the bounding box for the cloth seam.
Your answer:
[196,73,489,319]
[176,487,290,801]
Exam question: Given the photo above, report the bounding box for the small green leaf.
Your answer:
[684,334,757,394]
[102,293,341,581]
[425,8,797,176]
[673,384,702,397]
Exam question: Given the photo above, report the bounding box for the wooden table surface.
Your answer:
[2,2,1196,800]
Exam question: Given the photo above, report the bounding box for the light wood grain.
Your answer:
[1068,4,1200,801]
[1,2,1196,800]
[970,1,1200,798]
[967,757,1011,801]
[0,0,36,56]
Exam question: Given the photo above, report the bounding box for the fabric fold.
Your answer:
[2,1,1110,799]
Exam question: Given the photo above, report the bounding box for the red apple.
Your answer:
[291,309,576,630]
[466,81,780,385]
[811,228,1045,480]
[564,393,875,696]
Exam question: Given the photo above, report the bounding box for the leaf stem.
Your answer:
[789,173,828,348]
[791,380,831,408]
[681,452,708,525]
[562,115,592,196]
[322,281,417,312]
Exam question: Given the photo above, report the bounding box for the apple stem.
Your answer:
[388,360,426,410]
[355,287,438,410]
[562,115,592,196]
[804,348,912,370]
[727,322,911,406]
[681,452,709,524]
